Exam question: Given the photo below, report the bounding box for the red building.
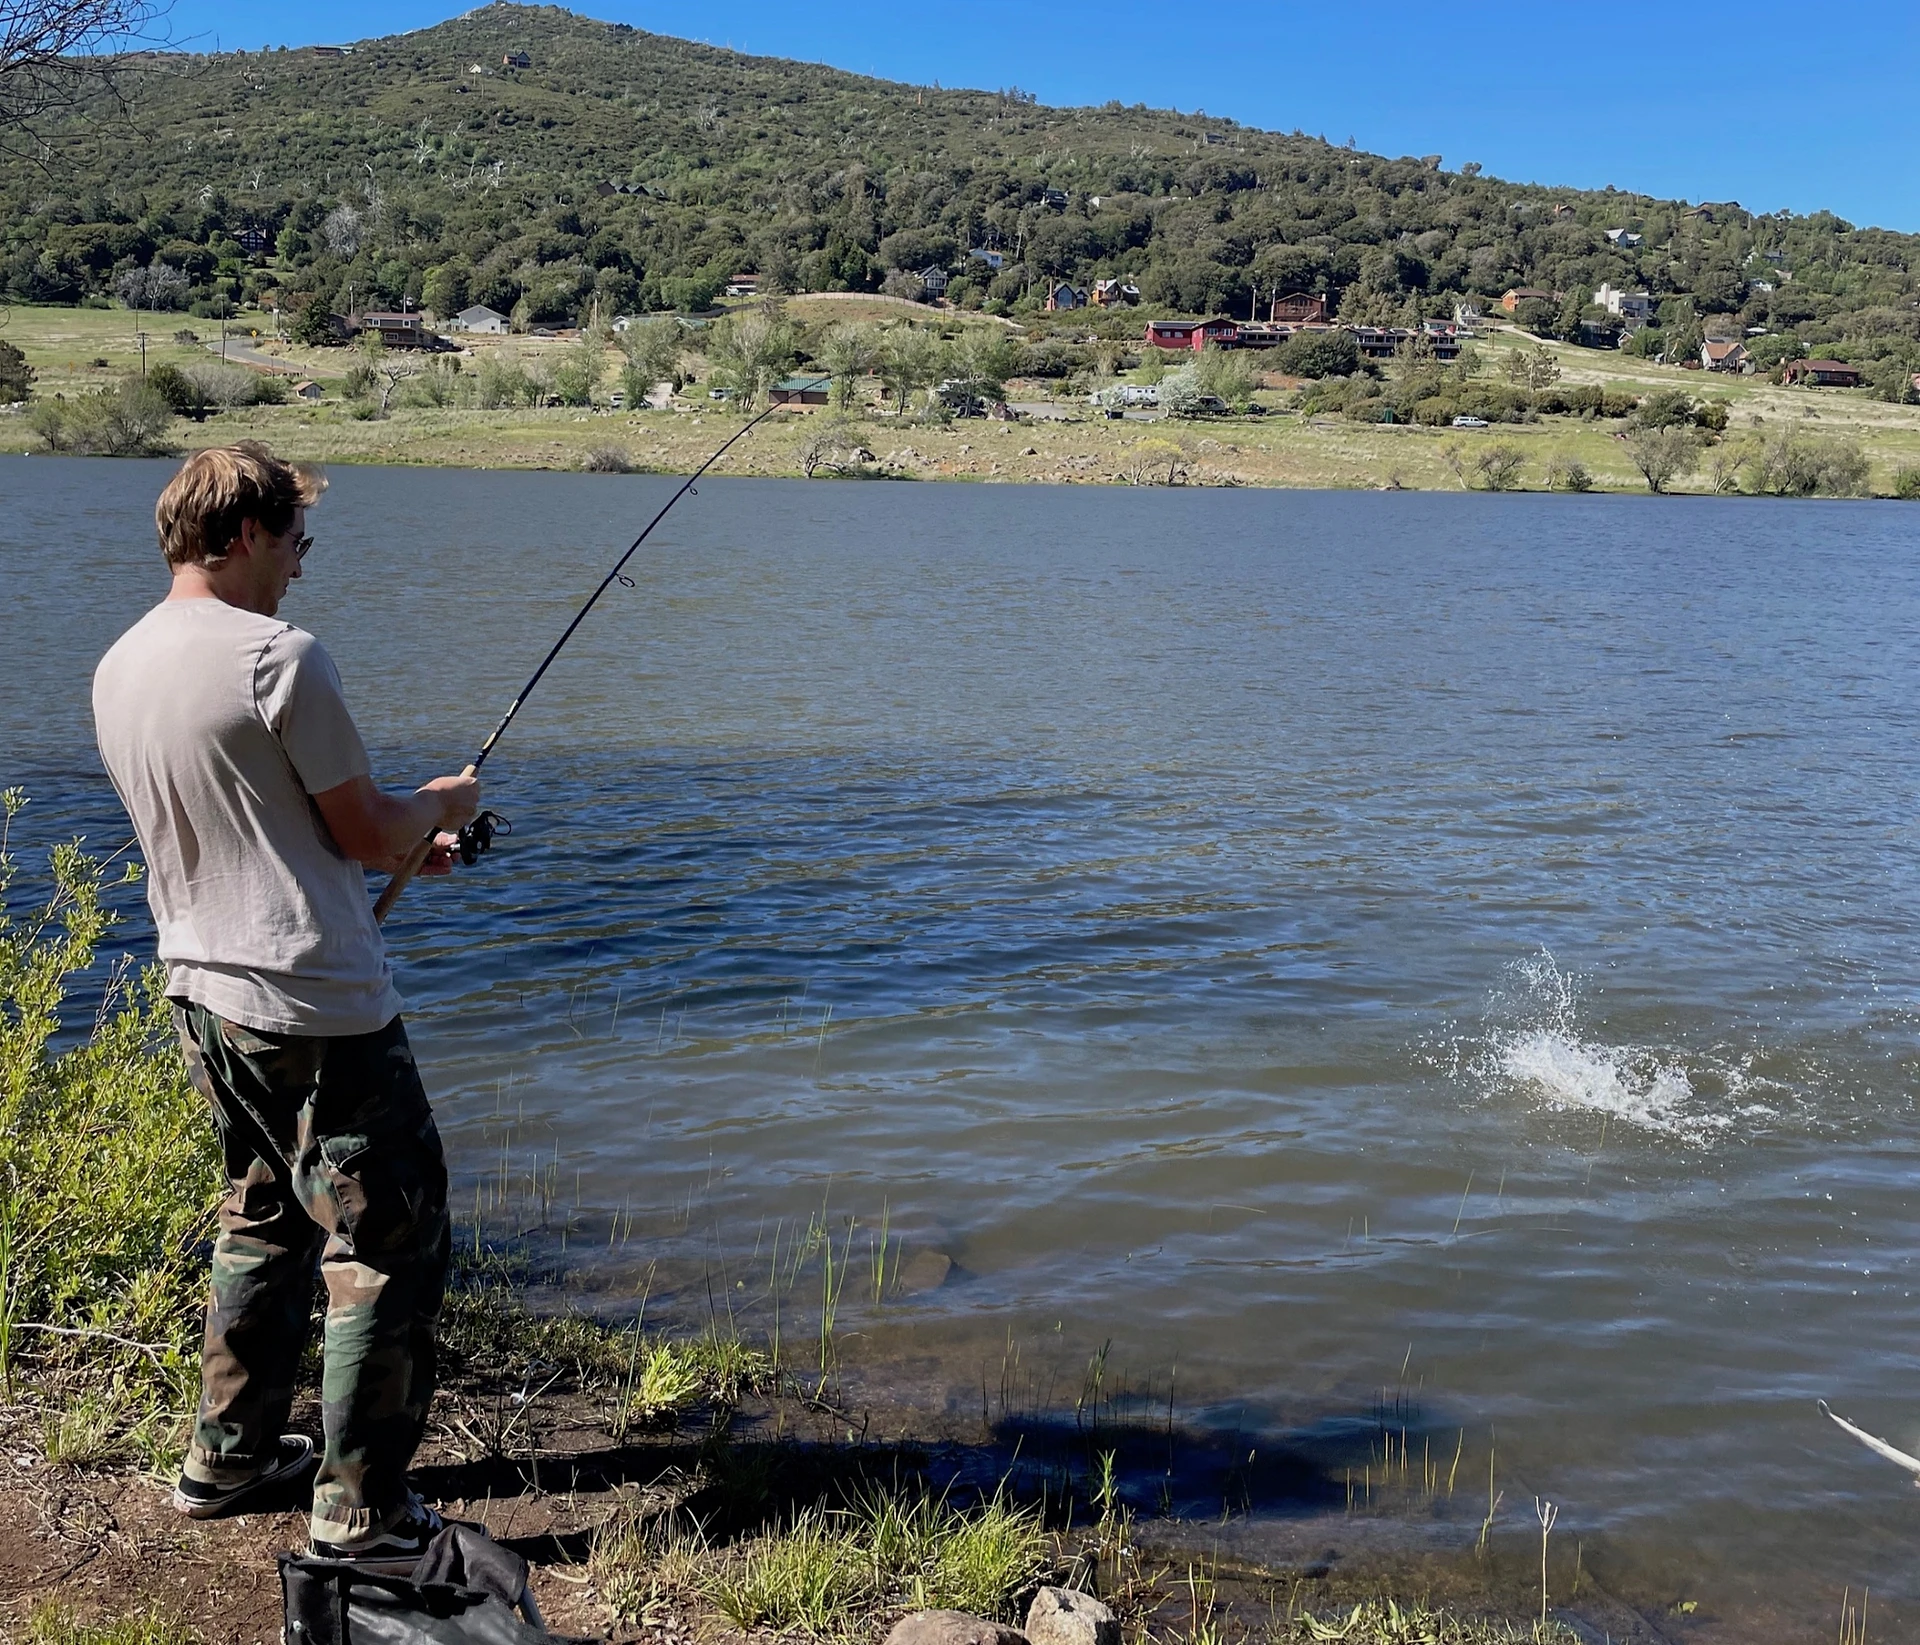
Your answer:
[1144,317,1241,352]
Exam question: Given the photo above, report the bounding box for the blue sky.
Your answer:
[165,0,1920,232]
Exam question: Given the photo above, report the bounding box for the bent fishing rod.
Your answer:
[373,376,829,923]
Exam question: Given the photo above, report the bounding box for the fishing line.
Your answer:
[373,376,830,922]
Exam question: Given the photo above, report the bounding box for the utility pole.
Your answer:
[137,331,148,377]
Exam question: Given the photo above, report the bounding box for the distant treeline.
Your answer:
[3,2,1916,393]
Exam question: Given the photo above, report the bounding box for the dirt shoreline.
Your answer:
[0,1323,1714,1645]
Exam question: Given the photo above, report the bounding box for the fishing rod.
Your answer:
[373,375,830,923]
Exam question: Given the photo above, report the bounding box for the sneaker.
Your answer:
[309,1491,444,1573]
[171,1434,317,1520]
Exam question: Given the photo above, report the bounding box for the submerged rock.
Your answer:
[885,1612,1026,1645]
[896,1249,954,1293]
[1025,1587,1119,1645]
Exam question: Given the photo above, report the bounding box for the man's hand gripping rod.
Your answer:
[372,379,829,924]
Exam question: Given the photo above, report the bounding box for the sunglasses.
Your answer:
[290,534,313,560]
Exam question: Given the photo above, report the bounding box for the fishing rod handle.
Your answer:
[372,763,477,926]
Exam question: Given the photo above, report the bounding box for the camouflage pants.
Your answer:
[173,1002,450,1542]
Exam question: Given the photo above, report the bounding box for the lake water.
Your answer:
[6,456,1920,1639]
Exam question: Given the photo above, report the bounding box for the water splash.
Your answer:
[1460,951,1777,1141]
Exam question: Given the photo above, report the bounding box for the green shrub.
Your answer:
[145,363,207,418]
[1278,327,1360,379]
[1749,431,1870,497]
[1893,465,1920,500]
[0,340,34,401]
[29,380,175,456]
[0,791,219,1421]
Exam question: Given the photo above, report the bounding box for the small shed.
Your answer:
[770,376,830,409]
[291,380,323,402]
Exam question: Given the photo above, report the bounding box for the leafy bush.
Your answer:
[0,792,219,1437]
[582,445,634,472]
[1631,389,1697,430]
[29,380,175,456]
[1893,465,1920,500]
[1191,343,1260,409]
[1543,455,1594,492]
[0,339,35,401]
[145,363,208,419]
[1626,425,1701,493]
[1472,443,1526,491]
[1748,431,1870,497]
[1277,328,1360,379]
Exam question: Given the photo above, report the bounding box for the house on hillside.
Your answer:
[237,227,271,258]
[1269,291,1330,324]
[1592,283,1653,323]
[502,50,531,68]
[968,248,1004,272]
[1783,359,1864,388]
[1702,338,1750,374]
[920,266,950,298]
[1039,188,1068,209]
[1044,283,1087,311]
[1500,287,1554,314]
[1453,301,1483,331]
[1144,317,1240,352]
[1603,229,1644,249]
[451,304,509,334]
[354,312,441,349]
[726,274,760,298]
[1091,278,1139,306]
[311,45,346,57]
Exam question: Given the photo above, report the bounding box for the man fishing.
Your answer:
[92,442,479,1569]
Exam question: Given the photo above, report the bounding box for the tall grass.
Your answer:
[0,792,221,1452]
[688,1488,1051,1636]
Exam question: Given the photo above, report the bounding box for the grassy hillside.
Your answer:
[0,1,1914,396]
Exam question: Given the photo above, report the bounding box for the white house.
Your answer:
[968,248,1004,272]
[1603,228,1644,249]
[451,304,509,334]
[1593,283,1653,323]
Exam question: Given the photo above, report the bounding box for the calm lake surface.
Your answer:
[7,456,1920,1637]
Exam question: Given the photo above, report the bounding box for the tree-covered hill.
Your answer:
[4,2,1916,384]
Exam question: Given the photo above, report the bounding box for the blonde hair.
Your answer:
[154,442,327,568]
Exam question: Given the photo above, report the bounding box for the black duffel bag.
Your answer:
[280,1522,553,1645]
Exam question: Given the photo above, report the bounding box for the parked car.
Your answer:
[1451,415,1490,429]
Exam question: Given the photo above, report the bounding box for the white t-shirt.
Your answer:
[92,598,403,1035]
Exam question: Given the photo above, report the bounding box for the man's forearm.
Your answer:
[313,773,478,867]
[362,790,448,864]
